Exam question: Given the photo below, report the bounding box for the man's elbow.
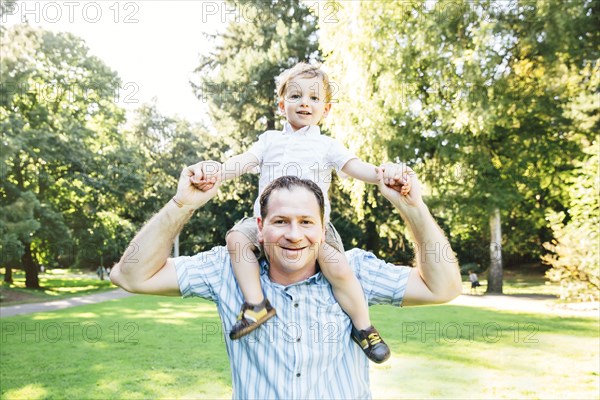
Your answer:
[440,276,463,303]
[432,274,463,304]
[110,264,135,293]
[444,284,463,303]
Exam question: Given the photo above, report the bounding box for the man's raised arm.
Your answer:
[379,164,462,306]
[110,161,221,296]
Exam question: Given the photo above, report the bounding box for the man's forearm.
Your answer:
[401,203,462,300]
[113,200,195,290]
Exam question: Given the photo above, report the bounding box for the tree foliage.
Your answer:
[2,2,597,301]
[319,0,598,292]
[1,24,130,286]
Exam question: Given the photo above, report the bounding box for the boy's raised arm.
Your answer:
[341,158,382,184]
[219,152,260,181]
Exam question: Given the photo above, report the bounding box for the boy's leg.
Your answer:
[227,231,264,304]
[226,225,276,340]
[318,243,370,329]
[318,240,390,364]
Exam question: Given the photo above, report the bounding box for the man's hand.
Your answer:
[174,161,221,208]
[380,163,412,195]
[378,163,423,209]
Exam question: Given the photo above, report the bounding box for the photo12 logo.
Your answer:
[1,1,140,24]
[401,321,539,344]
[199,1,340,24]
[1,321,139,344]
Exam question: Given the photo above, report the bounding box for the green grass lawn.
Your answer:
[1,295,598,399]
[0,269,114,305]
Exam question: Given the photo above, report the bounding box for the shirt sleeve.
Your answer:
[326,138,357,172]
[173,246,228,302]
[247,131,271,163]
[347,248,412,307]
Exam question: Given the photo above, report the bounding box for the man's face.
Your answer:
[258,186,325,283]
[278,76,331,131]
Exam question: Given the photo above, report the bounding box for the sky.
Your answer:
[2,1,238,125]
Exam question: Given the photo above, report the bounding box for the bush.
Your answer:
[543,140,600,302]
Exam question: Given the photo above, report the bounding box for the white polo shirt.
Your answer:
[247,123,356,220]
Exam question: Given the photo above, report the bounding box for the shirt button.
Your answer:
[296,338,301,342]
[296,373,301,378]
[294,303,299,308]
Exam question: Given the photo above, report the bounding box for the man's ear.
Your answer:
[257,217,264,243]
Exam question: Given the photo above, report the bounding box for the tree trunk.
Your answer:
[365,219,379,255]
[4,266,13,284]
[487,208,503,293]
[22,243,40,289]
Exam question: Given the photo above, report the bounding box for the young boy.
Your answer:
[200,63,410,363]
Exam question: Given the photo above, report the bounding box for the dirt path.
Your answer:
[0,288,134,318]
[450,293,599,318]
[1,289,598,318]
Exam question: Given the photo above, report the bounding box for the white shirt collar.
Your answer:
[282,122,321,136]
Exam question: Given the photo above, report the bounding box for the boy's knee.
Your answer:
[226,231,256,262]
[320,250,353,282]
[226,231,247,247]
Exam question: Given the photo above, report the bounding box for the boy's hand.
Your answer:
[190,161,222,191]
[378,163,423,209]
[380,163,411,195]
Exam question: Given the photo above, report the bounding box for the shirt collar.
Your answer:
[259,258,325,286]
[282,122,321,137]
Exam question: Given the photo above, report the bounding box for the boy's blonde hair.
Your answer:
[276,62,332,103]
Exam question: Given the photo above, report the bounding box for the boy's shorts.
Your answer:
[226,217,344,258]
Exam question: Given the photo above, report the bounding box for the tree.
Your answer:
[543,138,600,301]
[1,24,129,286]
[0,192,40,283]
[319,0,597,293]
[124,102,233,253]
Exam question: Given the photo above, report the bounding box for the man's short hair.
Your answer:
[276,62,333,103]
[259,176,325,223]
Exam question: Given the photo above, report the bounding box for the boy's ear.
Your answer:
[322,103,332,118]
[277,100,285,115]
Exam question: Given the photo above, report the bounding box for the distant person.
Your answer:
[96,266,106,280]
[195,62,411,363]
[110,170,462,399]
[468,270,481,294]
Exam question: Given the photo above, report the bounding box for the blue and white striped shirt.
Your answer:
[174,247,411,399]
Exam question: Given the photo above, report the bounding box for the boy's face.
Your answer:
[278,76,331,131]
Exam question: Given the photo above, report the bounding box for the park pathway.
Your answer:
[450,293,599,318]
[0,289,134,318]
[0,289,597,318]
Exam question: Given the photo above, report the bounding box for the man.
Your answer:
[110,162,462,399]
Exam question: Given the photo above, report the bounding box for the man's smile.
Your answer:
[278,244,307,251]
